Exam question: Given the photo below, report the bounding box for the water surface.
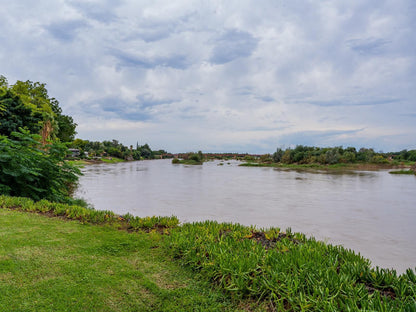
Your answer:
[76,159,416,273]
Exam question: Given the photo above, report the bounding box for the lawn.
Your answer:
[0,209,249,311]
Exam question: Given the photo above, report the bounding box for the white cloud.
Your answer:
[0,0,415,152]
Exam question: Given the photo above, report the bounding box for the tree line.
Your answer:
[0,75,167,204]
[69,139,168,160]
[268,145,416,165]
[0,75,77,142]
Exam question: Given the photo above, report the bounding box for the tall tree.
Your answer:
[0,77,77,142]
[50,98,77,142]
[0,89,42,136]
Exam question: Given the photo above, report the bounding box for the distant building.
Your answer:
[68,148,80,158]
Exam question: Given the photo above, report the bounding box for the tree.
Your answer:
[0,89,43,136]
[9,79,76,143]
[272,148,284,162]
[325,149,339,164]
[281,149,293,164]
[357,148,375,162]
[0,75,8,88]
[50,98,77,142]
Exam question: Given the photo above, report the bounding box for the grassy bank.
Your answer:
[389,169,416,175]
[66,157,126,167]
[239,161,413,171]
[0,205,254,311]
[1,196,415,311]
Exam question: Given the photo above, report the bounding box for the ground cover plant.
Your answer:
[165,221,416,311]
[0,195,179,232]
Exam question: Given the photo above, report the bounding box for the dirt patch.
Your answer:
[364,283,396,300]
[245,231,299,250]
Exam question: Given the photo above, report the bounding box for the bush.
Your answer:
[0,129,80,203]
[166,221,416,311]
[272,148,284,162]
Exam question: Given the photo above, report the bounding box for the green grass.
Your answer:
[0,195,179,232]
[389,170,415,175]
[65,157,126,166]
[0,209,252,311]
[100,157,125,164]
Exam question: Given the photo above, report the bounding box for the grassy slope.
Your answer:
[0,209,247,312]
[239,161,414,171]
[1,196,415,311]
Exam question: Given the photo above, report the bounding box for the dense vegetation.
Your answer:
[172,151,204,165]
[0,76,81,203]
[0,131,80,203]
[237,145,416,167]
[270,146,387,165]
[166,222,416,311]
[1,195,415,311]
[69,138,168,160]
[0,75,77,143]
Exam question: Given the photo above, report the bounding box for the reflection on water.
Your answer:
[75,159,416,273]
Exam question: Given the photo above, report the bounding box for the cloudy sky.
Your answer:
[1,0,415,153]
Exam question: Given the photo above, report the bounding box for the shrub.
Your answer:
[172,158,180,164]
[0,129,80,203]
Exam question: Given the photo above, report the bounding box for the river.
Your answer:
[75,159,416,274]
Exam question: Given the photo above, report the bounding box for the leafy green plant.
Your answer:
[0,129,80,203]
[165,221,416,311]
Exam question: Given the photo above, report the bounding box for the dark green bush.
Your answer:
[0,129,80,203]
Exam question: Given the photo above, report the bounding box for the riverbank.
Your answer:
[66,157,126,167]
[239,161,414,172]
[0,208,245,311]
[1,195,415,311]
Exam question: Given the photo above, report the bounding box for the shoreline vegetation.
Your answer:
[1,195,415,311]
[239,161,416,173]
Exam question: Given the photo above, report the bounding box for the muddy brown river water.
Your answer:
[75,159,416,274]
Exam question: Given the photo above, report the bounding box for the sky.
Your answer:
[1,0,415,153]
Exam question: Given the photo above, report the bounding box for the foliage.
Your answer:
[50,98,77,142]
[0,88,43,136]
[272,148,284,162]
[70,139,157,160]
[172,158,180,164]
[389,170,415,175]
[0,195,179,232]
[0,75,77,142]
[267,145,393,166]
[166,221,416,311]
[173,151,205,165]
[0,130,80,203]
[389,149,416,162]
[2,196,415,310]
